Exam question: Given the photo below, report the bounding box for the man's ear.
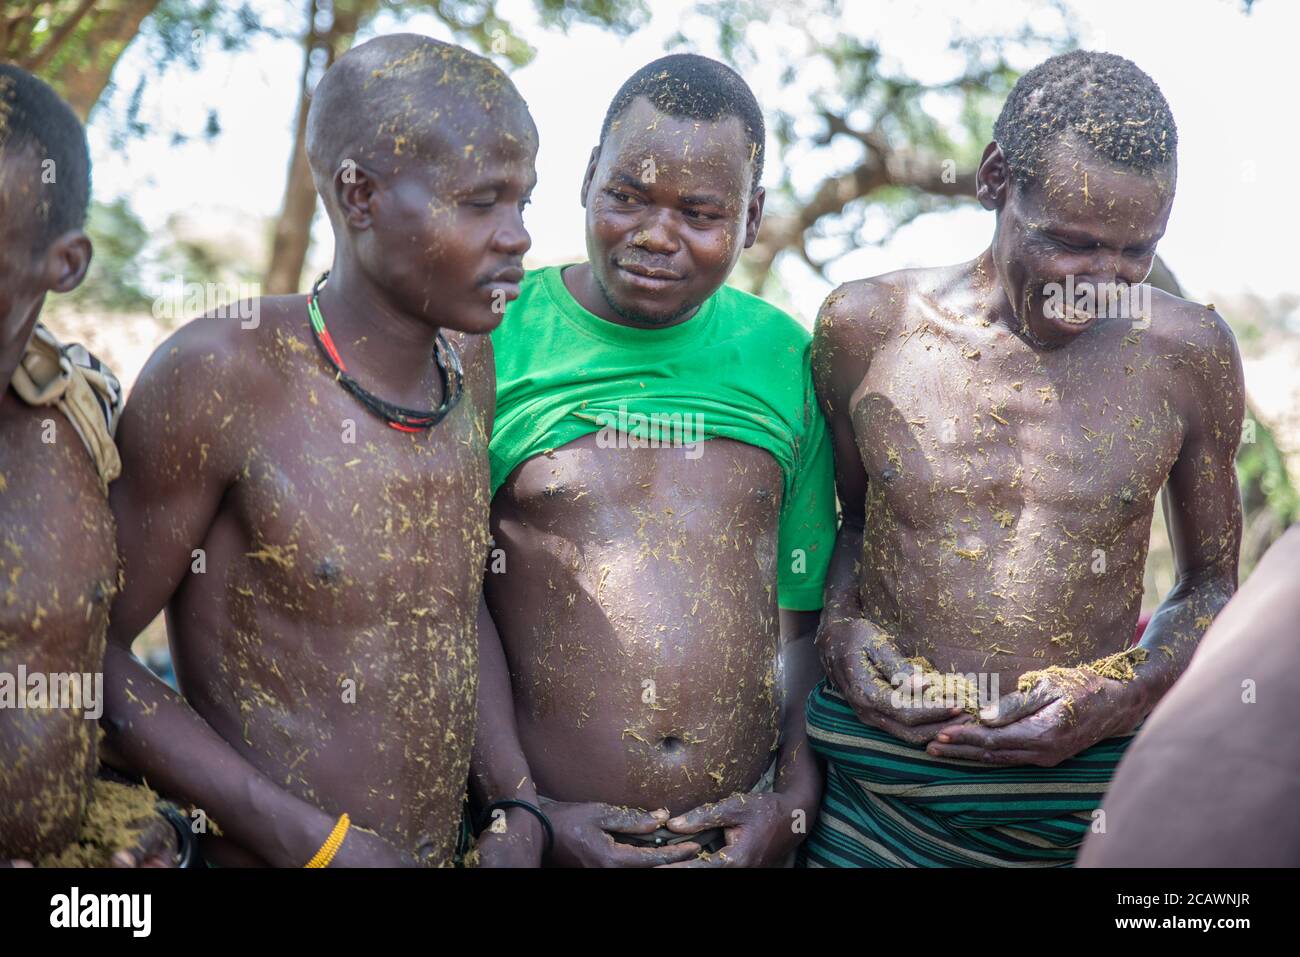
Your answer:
[579,146,599,209]
[336,161,379,230]
[43,230,92,295]
[743,186,766,249]
[976,142,1009,211]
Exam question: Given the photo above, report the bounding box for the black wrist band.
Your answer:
[476,799,554,855]
[157,802,198,869]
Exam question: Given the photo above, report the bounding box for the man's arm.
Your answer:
[773,609,823,807]
[468,595,546,866]
[103,321,404,867]
[1128,306,1244,711]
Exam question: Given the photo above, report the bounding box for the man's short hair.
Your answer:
[994,50,1177,185]
[305,34,528,205]
[600,53,765,194]
[0,63,91,248]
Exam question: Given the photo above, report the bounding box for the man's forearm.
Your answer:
[822,519,865,620]
[774,628,823,808]
[818,520,905,664]
[102,644,333,866]
[470,599,543,836]
[1127,570,1236,717]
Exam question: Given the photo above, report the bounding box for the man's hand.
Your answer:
[474,808,545,868]
[925,667,1141,767]
[320,825,417,868]
[819,617,971,744]
[543,801,700,868]
[657,790,807,868]
[110,810,181,868]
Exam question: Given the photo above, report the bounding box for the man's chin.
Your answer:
[1023,315,1094,347]
[437,307,507,337]
[593,270,698,328]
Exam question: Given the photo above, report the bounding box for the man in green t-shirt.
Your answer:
[471,54,836,867]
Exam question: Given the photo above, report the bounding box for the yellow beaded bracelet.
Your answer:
[304,813,350,868]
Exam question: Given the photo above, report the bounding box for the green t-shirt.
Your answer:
[489,265,836,611]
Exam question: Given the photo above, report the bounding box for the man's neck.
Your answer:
[313,259,441,394]
[0,299,43,398]
[971,248,1052,349]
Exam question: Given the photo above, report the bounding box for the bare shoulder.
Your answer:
[1142,290,1244,440]
[134,295,306,390]
[445,329,494,394]
[815,269,918,351]
[812,268,930,407]
[121,296,306,474]
[1146,290,1243,393]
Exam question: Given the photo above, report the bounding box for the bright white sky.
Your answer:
[88,0,1299,325]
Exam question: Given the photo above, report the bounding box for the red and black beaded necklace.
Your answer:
[307,271,463,432]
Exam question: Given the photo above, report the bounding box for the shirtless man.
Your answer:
[476,55,837,867]
[1,64,175,867]
[102,35,537,866]
[806,50,1243,867]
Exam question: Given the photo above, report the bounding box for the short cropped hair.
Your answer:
[0,63,91,248]
[600,53,765,193]
[994,50,1177,185]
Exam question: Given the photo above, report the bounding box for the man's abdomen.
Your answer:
[489,436,784,813]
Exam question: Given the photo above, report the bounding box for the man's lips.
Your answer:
[614,259,684,291]
[482,265,525,285]
[480,265,524,301]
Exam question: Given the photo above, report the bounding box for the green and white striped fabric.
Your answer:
[800,680,1137,868]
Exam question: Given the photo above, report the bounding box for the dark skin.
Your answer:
[1,144,175,867]
[1078,525,1300,866]
[482,96,824,867]
[102,53,538,867]
[813,137,1243,767]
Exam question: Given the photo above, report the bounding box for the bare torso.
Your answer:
[135,302,492,864]
[487,433,783,813]
[0,394,115,857]
[844,264,1200,690]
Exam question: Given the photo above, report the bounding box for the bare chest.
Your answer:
[853,324,1184,533]
[219,401,491,624]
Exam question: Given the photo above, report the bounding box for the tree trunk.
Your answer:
[58,0,163,120]
[263,1,362,295]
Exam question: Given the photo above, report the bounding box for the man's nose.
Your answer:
[493,210,531,256]
[631,208,679,254]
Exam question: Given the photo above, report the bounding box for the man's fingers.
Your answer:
[859,709,972,745]
[665,795,745,833]
[923,742,1042,766]
[605,837,700,867]
[594,804,665,834]
[655,850,732,869]
[980,681,1056,726]
[862,637,910,677]
[932,721,1039,752]
[873,686,967,722]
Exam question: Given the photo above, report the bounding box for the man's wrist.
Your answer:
[503,805,547,843]
[773,744,823,808]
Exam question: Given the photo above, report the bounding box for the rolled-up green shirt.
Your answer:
[490,265,836,611]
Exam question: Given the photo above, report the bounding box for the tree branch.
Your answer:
[20,0,97,72]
